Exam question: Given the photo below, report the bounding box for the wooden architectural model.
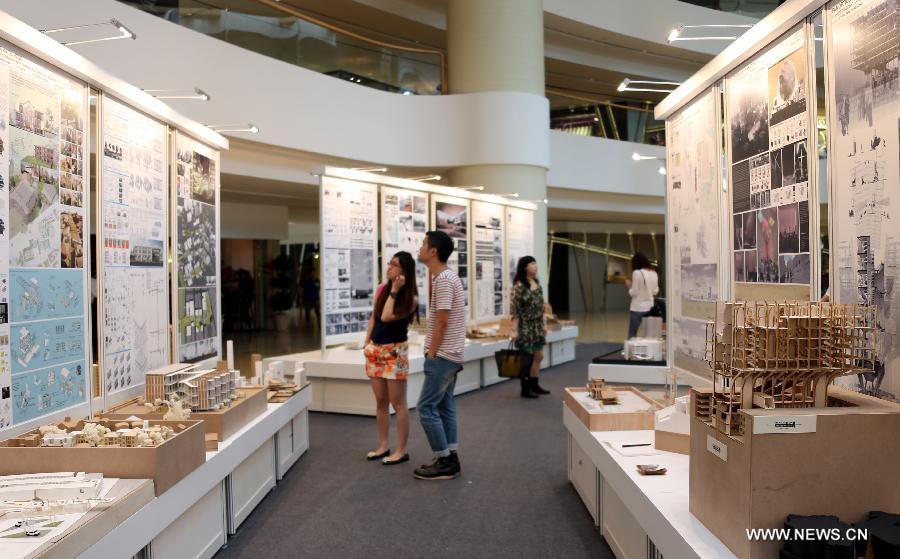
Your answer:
[587,377,619,404]
[145,363,239,412]
[702,301,875,437]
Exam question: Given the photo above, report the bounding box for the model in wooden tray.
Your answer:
[703,301,876,437]
[6,419,178,448]
[145,362,241,412]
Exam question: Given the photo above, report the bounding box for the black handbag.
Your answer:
[495,342,534,378]
[639,271,666,320]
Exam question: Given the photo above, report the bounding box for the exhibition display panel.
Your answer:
[100,97,169,398]
[825,0,900,402]
[380,185,429,317]
[431,193,472,314]
[725,25,816,302]
[472,201,506,323]
[320,176,378,347]
[0,40,91,433]
[172,133,222,365]
[665,89,723,380]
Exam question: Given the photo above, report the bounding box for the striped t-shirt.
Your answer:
[425,267,467,363]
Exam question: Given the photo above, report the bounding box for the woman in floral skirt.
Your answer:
[363,251,418,465]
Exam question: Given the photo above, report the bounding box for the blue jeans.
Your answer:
[628,311,647,339]
[417,356,461,456]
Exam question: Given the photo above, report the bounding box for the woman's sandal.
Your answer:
[382,453,409,465]
[366,449,391,460]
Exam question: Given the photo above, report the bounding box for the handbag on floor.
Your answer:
[495,342,534,378]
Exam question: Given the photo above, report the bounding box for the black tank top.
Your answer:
[371,313,409,345]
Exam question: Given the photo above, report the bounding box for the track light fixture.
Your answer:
[632,153,662,161]
[144,88,210,101]
[409,175,441,182]
[207,123,259,134]
[617,78,681,94]
[454,186,485,191]
[666,23,753,43]
[351,167,388,173]
[42,19,136,46]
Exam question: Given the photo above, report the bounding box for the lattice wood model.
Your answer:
[702,302,875,437]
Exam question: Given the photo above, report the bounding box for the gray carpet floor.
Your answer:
[215,343,615,559]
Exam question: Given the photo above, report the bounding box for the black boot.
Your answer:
[530,377,550,395]
[520,377,539,398]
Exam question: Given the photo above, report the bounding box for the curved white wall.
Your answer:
[0,0,549,169]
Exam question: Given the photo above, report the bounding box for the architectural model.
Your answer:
[3,418,175,448]
[144,363,239,411]
[587,377,618,404]
[703,301,875,436]
[0,472,102,502]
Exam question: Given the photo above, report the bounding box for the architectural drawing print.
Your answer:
[177,197,216,288]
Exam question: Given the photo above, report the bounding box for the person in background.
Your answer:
[624,252,659,339]
[414,231,466,480]
[363,252,419,466]
[510,256,550,399]
[302,268,321,326]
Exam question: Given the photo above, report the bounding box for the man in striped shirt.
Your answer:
[414,230,466,480]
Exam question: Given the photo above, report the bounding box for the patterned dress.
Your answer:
[511,281,546,353]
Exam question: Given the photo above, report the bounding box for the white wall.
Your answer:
[548,131,666,197]
[221,203,289,240]
[0,1,549,169]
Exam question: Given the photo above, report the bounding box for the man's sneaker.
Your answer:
[414,455,459,480]
[448,451,461,473]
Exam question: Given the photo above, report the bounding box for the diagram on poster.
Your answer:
[173,134,219,363]
[101,98,168,393]
[827,0,900,402]
[0,43,89,427]
[505,207,534,287]
[473,201,505,321]
[321,177,377,343]
[667,90,721,375]
[432,195,470,315]
[727,27,812,286]
[381,186,428,316]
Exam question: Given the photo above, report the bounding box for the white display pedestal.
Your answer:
[276,409,310,480]
[563,404,735,559]
[588,363,671,385]
[266,326,579,416]
[79,386,312,559]
[228,436,276,532]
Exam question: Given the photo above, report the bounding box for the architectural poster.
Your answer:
[321,177,377,344]
[432,195,470,314]
[827,0,900,402]
[0,44,90,427]
[380,186,428,317]
[174,133,220,363]
[101,97,168,394]
[505,206,534,287]
[666,89,721,376]
[727,27,812,287]
[472,201,505,321]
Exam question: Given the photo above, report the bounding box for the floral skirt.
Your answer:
[364,341,410,380]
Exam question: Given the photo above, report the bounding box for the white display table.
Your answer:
[265,326,579,416]
[78,386,312,559]
[563,404,735,559]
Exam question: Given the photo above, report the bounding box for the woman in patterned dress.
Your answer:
[363,251,418,465]
[510,256,550,399]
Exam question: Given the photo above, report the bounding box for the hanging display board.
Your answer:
[666,89,722,379]
[726,26,815,301]
[472,201,505,322]
[431,194,470,316]
[0,43,90,429]
[100,97,169,396]
[173,133,220,364]
[321,176,378,346]
[505,206,535,289]
[380,186,428,317]
[826,0,900,402]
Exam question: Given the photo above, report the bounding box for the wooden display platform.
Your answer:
[104,387,268,442]
[564,387,662,431]
[3,479,155,559]
[689,386,900,559]
[0,421,206,496]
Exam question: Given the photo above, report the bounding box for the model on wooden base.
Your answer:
[703,301,875,437]
[144,362,240,412]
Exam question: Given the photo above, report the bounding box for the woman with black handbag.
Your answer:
[510,256,550,399]
[625,252,659,339]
